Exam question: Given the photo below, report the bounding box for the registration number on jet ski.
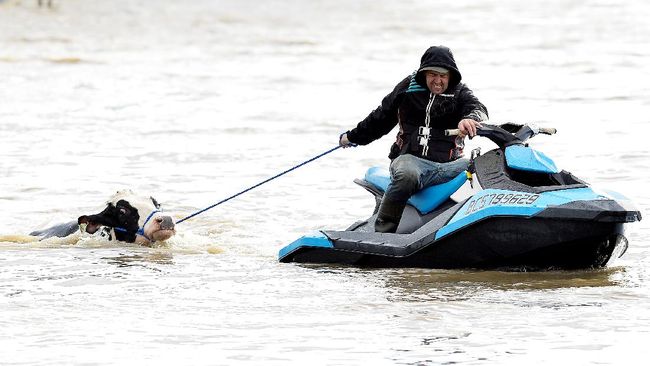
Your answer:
[464,192,540,215]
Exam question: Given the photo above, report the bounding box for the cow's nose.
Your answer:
[156,216,175,230]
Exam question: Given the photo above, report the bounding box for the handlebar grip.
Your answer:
[539,127,557,135]
[446,126,556,136]
[444,129,461,136]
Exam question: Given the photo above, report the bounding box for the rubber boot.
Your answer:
[375,197,406,233]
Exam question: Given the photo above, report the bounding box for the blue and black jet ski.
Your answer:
[279,123,642,270]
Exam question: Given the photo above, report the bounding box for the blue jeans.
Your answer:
[384,154,469,203]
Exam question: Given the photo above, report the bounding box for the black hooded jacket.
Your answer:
[346,46,488,162]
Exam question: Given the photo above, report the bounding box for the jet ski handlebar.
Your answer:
[538,127,557,135]
[444,123,557,148]
[443,129,464,136]
[444,125,557,137]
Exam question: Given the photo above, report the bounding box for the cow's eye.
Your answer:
[119,208,127,215]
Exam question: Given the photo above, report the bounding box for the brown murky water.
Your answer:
[1,0,649,364]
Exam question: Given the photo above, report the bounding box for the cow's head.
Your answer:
[78,190,176,243]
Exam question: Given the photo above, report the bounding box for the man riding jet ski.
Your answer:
[339,45,488,234]
[279,123,642,270]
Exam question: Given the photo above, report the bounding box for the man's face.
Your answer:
[425,71,449,94]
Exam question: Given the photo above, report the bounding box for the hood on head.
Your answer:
[415,46,462,92]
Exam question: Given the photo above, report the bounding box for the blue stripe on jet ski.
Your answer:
[278,231,333,260]
[435,187,606,239]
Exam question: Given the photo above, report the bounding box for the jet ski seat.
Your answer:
[363,166,468,215]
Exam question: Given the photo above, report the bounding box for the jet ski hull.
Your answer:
[281,219,629,270]
[280,187,640,270]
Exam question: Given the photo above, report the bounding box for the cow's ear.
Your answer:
[78,215,103,234]
[77,204,118,234]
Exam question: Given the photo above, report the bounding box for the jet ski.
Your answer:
[279,123,642,270]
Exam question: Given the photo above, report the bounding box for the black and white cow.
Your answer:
[29,190,176,245]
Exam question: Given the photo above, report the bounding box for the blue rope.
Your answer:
[175,145,342,225]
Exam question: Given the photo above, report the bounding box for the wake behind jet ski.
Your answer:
[279,123,642,270]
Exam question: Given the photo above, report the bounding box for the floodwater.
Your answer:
[1,0,649,364]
